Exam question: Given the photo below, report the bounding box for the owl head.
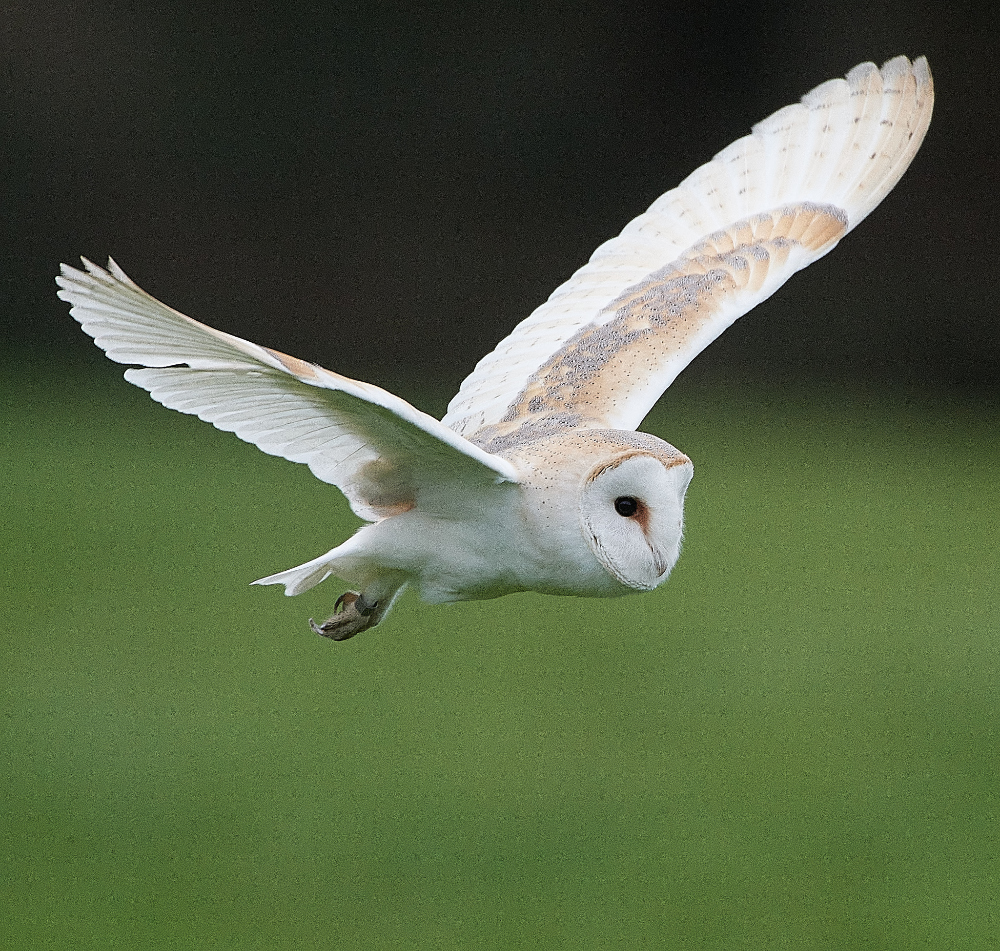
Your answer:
[580,445,693,590]
[512,429,693,595]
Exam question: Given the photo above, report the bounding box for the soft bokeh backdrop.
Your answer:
[4,2,998,948]
[4,0,997,391]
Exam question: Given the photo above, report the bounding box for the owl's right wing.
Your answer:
[442,56,932,442]
[58,259,518,522]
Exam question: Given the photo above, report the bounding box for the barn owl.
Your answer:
[59,56,933,641]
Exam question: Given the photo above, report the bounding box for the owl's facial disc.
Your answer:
[580,452,693,590]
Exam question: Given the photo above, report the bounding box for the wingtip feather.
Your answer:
[106,256,138,286]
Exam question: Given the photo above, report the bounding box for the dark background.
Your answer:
[4,0,997,399]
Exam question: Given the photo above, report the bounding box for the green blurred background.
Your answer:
[4,1,999,948]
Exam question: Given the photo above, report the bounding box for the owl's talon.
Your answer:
[334,591,360,613]
[309,591,380,641]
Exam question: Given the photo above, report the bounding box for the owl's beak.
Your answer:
[648,542,671,578]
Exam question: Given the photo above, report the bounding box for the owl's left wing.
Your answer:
[442,56,933,443]
[59,259,518,522]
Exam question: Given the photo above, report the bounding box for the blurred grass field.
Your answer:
[3,362,999,949]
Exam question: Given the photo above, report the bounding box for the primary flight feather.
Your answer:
[59,56,933,640]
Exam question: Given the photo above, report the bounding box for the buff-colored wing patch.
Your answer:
[471,203,847,446]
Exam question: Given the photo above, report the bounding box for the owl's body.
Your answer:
[271,428,691,610]
[59,57,933,639]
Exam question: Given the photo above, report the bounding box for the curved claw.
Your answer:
[334,591,360,613]
[309,591,381,641]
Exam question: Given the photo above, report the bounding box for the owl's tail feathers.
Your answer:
[252,549,339,596]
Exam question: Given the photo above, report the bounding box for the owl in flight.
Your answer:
[60,56,933,641]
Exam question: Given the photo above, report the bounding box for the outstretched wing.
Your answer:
[442,56,933,446]
[59,259,518,521]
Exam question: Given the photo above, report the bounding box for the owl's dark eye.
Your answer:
[614,496,639,517]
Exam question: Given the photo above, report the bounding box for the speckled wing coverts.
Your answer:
[443,56,933,444]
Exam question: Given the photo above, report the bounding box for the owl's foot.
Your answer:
[309,591,381,641]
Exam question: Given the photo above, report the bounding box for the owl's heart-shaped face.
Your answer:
[580,452,693,591]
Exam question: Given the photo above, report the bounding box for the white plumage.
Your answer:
[59,56,933,640]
